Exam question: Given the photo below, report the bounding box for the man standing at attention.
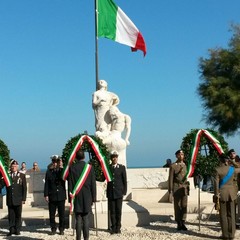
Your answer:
[107,150,127,234]
[168,150,189,231]
[6,160,27,236]
[213,153,240,240]
[68,150,96,240]
[44,155,66,235]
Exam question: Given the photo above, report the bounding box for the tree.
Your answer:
[198,24,240,136]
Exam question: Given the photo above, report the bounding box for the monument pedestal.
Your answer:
[91,200,150,229]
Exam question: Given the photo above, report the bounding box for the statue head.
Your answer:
[98,80,108,90]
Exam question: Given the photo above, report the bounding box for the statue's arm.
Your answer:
[110,92,120,106]
[92,92,98,108]
[124,115,131,145]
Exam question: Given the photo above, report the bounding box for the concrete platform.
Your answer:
[0,168,217,229]
[0,200,150,229]
[0,198,216,229]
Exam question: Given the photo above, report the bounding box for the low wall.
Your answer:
[0,168,208,209]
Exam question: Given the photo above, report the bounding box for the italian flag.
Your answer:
[97,0,147,56]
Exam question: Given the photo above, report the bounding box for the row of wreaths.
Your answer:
[0,129,230,187]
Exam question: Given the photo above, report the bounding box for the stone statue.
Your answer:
[92,80,131,166]
[96,106,131,166]
[92,80,119,132]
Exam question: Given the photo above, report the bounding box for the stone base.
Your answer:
[69,200,150,229]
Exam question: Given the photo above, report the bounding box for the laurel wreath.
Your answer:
[180,128,229,177]
[62,133,110,182]
[0,139,10,167]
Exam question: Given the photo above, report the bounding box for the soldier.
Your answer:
[6,160,27,236]
[107,150,127,234]
[213,153,240,239]
[228,149,240,228]
[168,150,189,231]
[44,155,66,235]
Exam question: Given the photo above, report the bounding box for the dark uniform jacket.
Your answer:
[6,171,27,206]
[107,164,127,200]
[214,163,240,202]
[68,161,96,213]
[44,167,66,202]
[0,176,4,190]
[168,161,188,196]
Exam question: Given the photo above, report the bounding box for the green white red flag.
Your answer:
[97,0,147,56]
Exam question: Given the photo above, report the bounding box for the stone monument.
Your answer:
[92,80,131,166]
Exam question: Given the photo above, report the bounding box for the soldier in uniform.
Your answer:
[44,155,66,235]
[213,153,240,240]
[6,160,27,236]
[228,149,240,228]
[168,149,189,231]
[107,150,127,234]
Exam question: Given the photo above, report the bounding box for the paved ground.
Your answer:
[0,201,239,239]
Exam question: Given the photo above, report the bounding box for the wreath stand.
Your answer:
[181,129,227,231]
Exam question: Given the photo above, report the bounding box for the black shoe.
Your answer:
[15,231,21,235]
[177,221,182,230]
[59,231,64,235]
[7,232,13,236]
[115,229,121,234]
[181,221,188,231]
[50,230,56,235]
[181,224,188,231]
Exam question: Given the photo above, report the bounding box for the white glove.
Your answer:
[237,191,240,197]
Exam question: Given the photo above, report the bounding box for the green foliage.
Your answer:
[0,139,10,167]
[180,129,229,177]
[62,133,110,182]
[198,24,240,135]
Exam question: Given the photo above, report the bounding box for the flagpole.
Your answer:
[95,0,99,90]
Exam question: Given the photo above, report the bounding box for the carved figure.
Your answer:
[92,80,119,132]
[96,106,131,166]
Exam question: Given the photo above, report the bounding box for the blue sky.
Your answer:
[1,0,240,170]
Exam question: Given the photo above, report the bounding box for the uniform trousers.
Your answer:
[8,204,22,233]
[75,212,89,240]
[48,200,65,231]
[108,197,123,232]
[220,200,236,240]
[237,196,240,226]
[173,189,188,222]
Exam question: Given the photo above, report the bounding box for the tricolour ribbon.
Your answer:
[62,135,112,182]
[186,129,224,178]
[0,155,11,187]
[69,163,92,213]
